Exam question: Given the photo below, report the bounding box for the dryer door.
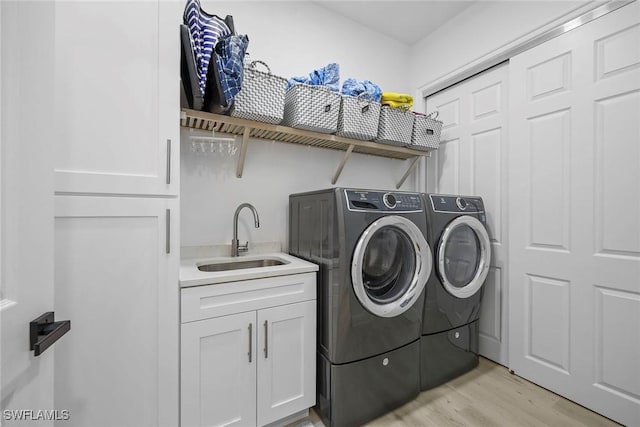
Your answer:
[437,216,491,299]
[352,216,432,318]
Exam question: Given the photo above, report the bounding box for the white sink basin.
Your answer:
[197,257,288,272]
[180,253,318,287]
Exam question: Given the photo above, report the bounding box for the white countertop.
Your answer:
[179,252,319,288]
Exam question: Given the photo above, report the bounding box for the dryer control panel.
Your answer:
[429,194,485,213]
[345,190,423,212]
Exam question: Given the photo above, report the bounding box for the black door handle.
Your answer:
[30,312,71,357]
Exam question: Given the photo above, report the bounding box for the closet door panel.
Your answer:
[508,3,640,425]
[426,64,509,365]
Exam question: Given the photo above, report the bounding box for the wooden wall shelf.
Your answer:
[180,109,432,188]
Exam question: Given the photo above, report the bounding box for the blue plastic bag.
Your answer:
[341,78,382,102]
[288,63,340,92]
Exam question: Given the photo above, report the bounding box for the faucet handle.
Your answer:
[238,241,249,253]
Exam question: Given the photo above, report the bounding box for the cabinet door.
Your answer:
[181,312,257,427]
[54,196,179,426]
[53,1,180,196]
[257,300,316,426]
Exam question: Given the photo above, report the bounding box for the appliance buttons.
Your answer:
[383,193,397,209]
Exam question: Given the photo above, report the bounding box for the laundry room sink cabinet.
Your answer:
[180,272,317,427]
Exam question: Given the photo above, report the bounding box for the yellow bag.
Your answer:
[381,99,412,109]
[381,92,413,109]
[381,92,413,104]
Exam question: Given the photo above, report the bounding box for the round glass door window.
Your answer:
[352,216,432,318]
[437,216,491,298]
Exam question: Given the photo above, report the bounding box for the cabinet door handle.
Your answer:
[165,209,171,254]
[264,320,268,359]
[248,323,252,363]
[166,139,171,185]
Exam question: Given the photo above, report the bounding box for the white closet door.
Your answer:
[426,63,509,365]
[508,2,640,425]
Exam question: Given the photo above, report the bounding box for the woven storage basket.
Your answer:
[409,112,442,151]
[230,61,287,124]
[282,84,341,134]
[336,94,381,141]
[374,106,414,146]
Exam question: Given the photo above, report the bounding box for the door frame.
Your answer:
[420,1,633,99]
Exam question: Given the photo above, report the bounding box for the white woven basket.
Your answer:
[409,112,442,151]
[374,106,414,146]
[230,60,287,124]
[336,95,381,141]
[282,84,341,134]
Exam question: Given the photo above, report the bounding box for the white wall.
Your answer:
[181,1,413,249]
[205,1,411,94]
[181,133,417,248]
[409,1,602,107]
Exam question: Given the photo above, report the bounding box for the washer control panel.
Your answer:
[430,194,484,213]
[346,190,423,212]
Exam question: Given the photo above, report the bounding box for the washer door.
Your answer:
[352,216,432,318]
[437,216,491,299]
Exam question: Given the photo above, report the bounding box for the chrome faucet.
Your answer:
[232,203,260,257]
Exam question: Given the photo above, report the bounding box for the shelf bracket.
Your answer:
[236,127,251,178]
[332,144,354,185]
[396,157,421,189]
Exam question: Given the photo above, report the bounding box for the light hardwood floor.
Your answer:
[297,357,620,427]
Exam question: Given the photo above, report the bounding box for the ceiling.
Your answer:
[312,1,476,45]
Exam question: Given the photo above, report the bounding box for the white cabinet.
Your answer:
[54,196,179,426]
[256,301,316,426]
[181,273,317,427]
[182,312,257,427]
[47,1,181,425]
[53,1,180,196]
[2,1,180,425]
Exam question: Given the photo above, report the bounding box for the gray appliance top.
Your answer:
[428,194,484,213]
[344,189,423,213]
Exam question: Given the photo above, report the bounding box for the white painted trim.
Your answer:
[419,1,632,98]
[0,1,3,397]
[0,0,3,304]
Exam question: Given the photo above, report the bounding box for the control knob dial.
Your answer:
[456,197,468,210]
[383,193,397,209]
